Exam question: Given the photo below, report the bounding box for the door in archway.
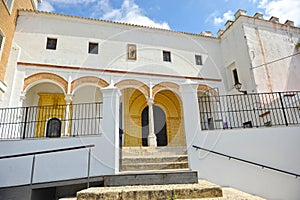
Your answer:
[141,106,168,146]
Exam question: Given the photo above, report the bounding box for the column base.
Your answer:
[148,135,157,147]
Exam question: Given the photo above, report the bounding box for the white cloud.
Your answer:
[38,0,55,12]
[38,0,170,30]
[95,0,170,29]
[213,10,234,26]
[258,0,300,25]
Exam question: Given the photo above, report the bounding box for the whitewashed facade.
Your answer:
[0,9,300,200]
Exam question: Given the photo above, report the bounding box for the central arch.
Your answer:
[141,105,168,147]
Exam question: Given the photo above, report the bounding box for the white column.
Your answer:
[147,97,157,147]
[64,94,72,137]
[101,85,121,173]
[180,80,201,148]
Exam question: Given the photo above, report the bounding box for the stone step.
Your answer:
[122,155,188,164]
[76,180,223,200]
[103,171,198,187]
[121,161,189,171]
[122,146,187,157]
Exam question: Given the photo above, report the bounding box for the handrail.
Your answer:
[192,145,299,178]
[0,144,95,160]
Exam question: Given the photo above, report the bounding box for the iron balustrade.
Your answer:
[192,145,299,178]
[198,91,300,130]
[0,102,103,140]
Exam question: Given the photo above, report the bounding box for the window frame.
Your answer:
[0,30,5,60]
[3,0,15,14]
[46,38,58,50]
[232,68,240,85]
[163,50,171,62]
[88,42,99,54]
[195,55,203,65]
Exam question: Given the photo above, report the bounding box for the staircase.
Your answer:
[61,146,224,200]
[121,146,189,171]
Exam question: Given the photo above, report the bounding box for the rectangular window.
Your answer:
[163,51,171,62]
[46,38,57,50]
[232,68,240,85]
[4,0,14,12]
[195,55,202,65]
[88,42,99,54]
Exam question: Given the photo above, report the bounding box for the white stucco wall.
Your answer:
[187,126,300,200]
[14,12,223,78]
[243,20,300,93]
[0,135,117,187]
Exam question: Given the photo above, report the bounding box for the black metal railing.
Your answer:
[192,145,299,178]
[198,91,300,130]
[0,102,103,140]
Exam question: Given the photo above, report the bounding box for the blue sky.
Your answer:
[38,0,300,36]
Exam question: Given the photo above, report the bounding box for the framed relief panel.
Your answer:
[128,44,137,60]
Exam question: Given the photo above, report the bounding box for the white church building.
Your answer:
[0,7,300,200]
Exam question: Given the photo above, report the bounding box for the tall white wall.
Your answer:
[188,126,300,200]
[220,20,256,94]
[243,20,300,93]
[14,12,223,78]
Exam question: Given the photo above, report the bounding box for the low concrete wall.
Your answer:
[0,135,117,188]
[187,126,300,200]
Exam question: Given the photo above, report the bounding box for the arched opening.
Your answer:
[121,88,147,147]
[154,90,185,146]
[141,105,168,147]
[46,118,62,137]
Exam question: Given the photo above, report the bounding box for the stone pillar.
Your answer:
[101,85,121,173]
[64,94,72,137]
[180,80,201,148]
[147,97,157,147]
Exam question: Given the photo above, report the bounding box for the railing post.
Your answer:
[22,107,29,139]
[87,147,91,188]
[30,154,36,185]
[64,95,73,137]
[278,92,288,126]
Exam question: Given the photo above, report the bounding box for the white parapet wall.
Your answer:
[0,135,118,188]
[187,126,300,200]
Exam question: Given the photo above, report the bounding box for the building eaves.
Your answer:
[17,9,219,40]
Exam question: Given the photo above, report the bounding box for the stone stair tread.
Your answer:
[122,161,188,166]
[177,187,266,200]
[122,154,188,158]
[103,170,198,187]
[119,168,191,174]
[77,180,222,200]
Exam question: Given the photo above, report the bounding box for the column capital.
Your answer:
[20,92,26,102]
[101,86,121,97]
[147,97,154,105]
[64,94,73,103]
[180,79,199,94]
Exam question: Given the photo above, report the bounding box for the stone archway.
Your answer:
[154,90,185,146]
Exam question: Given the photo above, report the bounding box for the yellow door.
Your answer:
[35,94,66,137]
